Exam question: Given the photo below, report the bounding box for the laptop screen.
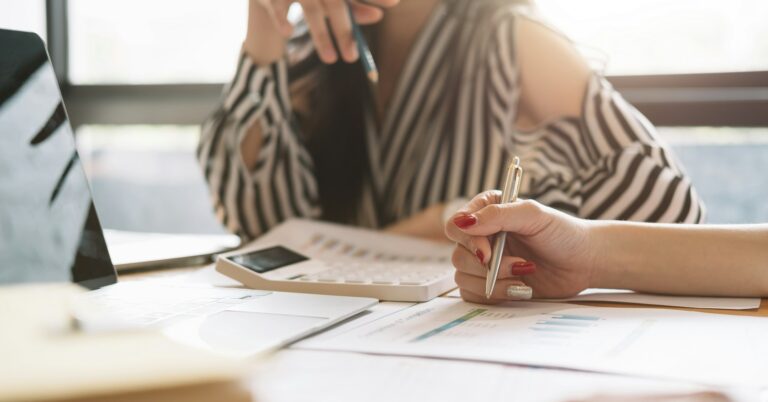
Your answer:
[0,29,117,290]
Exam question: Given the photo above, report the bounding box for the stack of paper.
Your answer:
[297,298,768,388]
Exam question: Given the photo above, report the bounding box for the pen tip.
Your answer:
[513,156,520,167]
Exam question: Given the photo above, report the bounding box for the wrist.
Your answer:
[585,221,625,289]
[244,8,286,65]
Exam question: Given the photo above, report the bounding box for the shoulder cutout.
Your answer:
[514,15,591,128]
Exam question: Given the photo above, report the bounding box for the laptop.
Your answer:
[0,28,377,357]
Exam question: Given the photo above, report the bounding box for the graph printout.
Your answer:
[298,298,768,387]
[250,219,454,265]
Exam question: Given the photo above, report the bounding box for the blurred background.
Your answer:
[2,0,767,233]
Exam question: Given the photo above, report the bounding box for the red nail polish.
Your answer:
[510,261,536,276]
[475,250,484,263]
[453,214,477,229]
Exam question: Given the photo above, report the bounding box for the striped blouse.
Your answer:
[198,0,705,240]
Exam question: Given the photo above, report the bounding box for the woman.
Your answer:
[445,191,768,303]
[198,0,705,242]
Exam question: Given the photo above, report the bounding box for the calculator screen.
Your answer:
[228,246,309,273]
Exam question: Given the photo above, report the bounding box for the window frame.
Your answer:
[46,0,768,129]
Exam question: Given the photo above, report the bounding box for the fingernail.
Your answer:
[475,250,484,264]
[453,214,477,229]
[506,284,533,299]
[323,48,337,63]
[510,261,536,276]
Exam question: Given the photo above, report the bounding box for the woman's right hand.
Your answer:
[244,0,399,65]
[444,191,599,304]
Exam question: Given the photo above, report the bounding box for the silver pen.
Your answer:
[485,157,524,299]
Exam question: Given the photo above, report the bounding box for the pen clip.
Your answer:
[511,158,523,201]
[500,157,523,204]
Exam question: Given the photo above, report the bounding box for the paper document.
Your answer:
[294,301,416,344]
[253,350,760,402]
[299,298,768,387]
[556,288,761,309]
[252,219,454,265]
[444,288,761,310]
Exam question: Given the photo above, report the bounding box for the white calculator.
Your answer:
[216,244,457,302]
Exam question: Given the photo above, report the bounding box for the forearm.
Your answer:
[243,1,286,65]
[590,222,768,296]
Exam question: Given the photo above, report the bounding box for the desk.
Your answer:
[121,265,768,317]
[120,265,768,402]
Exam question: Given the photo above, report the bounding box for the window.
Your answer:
[68,0,247,84]
[538,0,768,75]
[663,127,768,223]
[536,1,768,223]
[76,125,226,233]
[0,0,46,40]
[27,1,768,230]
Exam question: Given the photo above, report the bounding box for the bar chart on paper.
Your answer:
[529,313,603,341]
[299,298,768,387]
[409,308,606,349]
[302,299,630,355]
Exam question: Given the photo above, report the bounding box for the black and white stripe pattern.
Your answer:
[197,53,321,239]
[198,0,704,240]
